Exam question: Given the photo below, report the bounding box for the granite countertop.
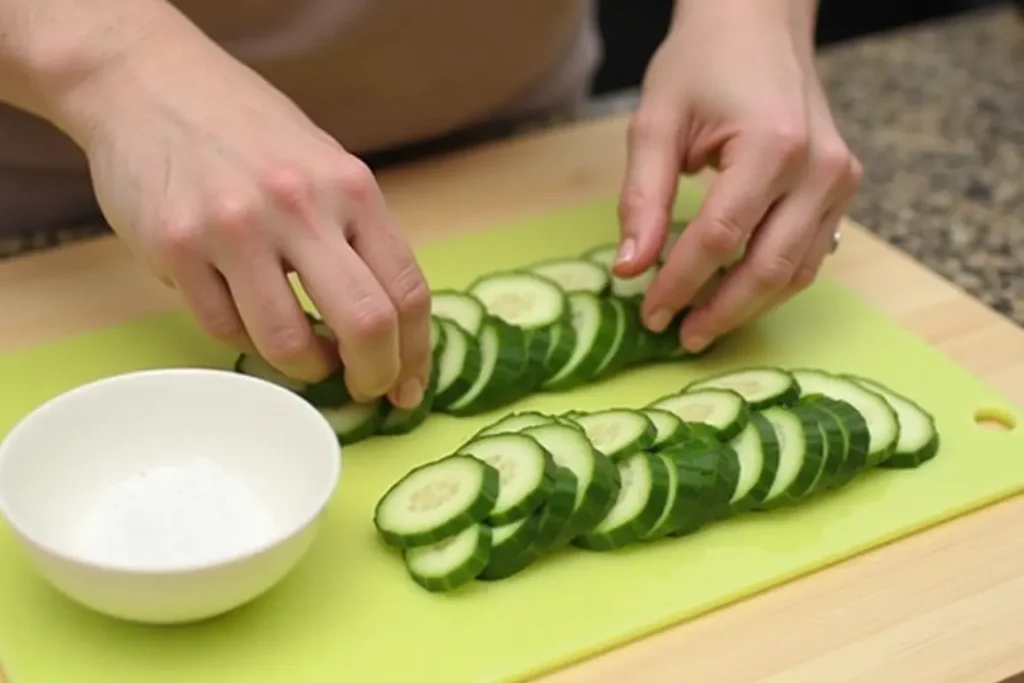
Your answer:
[3,4,1022,325]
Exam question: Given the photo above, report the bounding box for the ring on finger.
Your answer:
[829,226,842,254]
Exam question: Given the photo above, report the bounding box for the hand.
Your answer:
[614,0,862,353]
[73,37,432,409]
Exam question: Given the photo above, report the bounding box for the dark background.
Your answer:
[592,0,1007,94]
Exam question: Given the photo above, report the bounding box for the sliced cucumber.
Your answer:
[456,433,556,525]
[379,371,438,436]
[574,451,672,550]
[643,408,690,450]
[539,321,576,385]
[374,454,499,549]
[542,292,618,391]
[572,409,657,461]
[468,271,569,331]
[319,398,385,445]
[527,258,610,295]
[477,515,540,581]
[665,437,741,526]
[475,411,553,437]
[647,388,749,442]
[533,466,579,551]
[686,367,799,410]
[737,412,782,509]
[591,297,632,379]
[643,451,683,540]
[807,396,871,483]
[522,422,622,542]
[792,369,900,467]
[754,405,826,509]
[725,420,769,510]
[610,265,658,299]
[403,523,492,592]
[792,403,846,495]
[844,375,940,469]
[431,290,487,336]
[444,317,527,416]
[234,352,350,408]
[431,318,483,411]
[583,243,618,270]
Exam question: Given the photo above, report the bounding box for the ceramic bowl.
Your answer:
[0,368,341,624]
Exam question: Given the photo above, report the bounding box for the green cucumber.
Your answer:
[403,523,492,592]
[533,466,580,551]
[456,433,556,525]
[572,409,657,461]
[662,437,741,529]
[319,398,385,445]
[542,292,620,391]
[431,318,483,411]
[374,454,499,548]
[527,258,610,295]
[234,352,350,408]
[753,405,827,509]
[444,317,527,416]
[475,411,553,437]
[431,290,487,336]
[791,369,900,467]
[647,388,749,442]
[477,514,541,581]
[643,408,691,450]
[843,375,940,469]
[468,271,569,331]
[574,451,672,550]
[686,367,799,410]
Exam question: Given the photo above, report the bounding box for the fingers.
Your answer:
[615,106,683,278]
[341,161,433,410]
[167,259,256,356]
[643,130,804,336]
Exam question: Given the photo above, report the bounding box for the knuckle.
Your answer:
[848,155,865,189]
[208,192,261,241]
[750,254,798,291]
[791,264,819,291]
[627,109,673,146]
[352,300,399,343]
[760,122,809,163]
[816,142,854,185]
[697,216,747,261]
[333,157,379,207]
[394,266,431,321]
[260,163,315,213]
[154,212,203,261]
[261,321,316,364]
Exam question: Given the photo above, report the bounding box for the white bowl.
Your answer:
[0,368,341,624]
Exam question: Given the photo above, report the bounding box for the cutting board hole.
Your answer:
[973,407,1017,432]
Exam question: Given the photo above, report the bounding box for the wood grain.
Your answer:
[1,115,1023,682]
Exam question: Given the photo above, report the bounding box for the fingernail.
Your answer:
[646,307,674,333]
[616,238,637,265]
[396,377,424,409]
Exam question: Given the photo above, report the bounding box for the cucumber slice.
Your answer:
[686,367,799,410]
[475,411,553,437]
[403,524,492,592]
[793,403,846,495]
[610,265,658,299]
[844,375,941,469]
[431,318,483,411]
[642,408,690,450]
[574,451,672,550]
[527,258,610,295]
[725,420,767,510]
[647,388,750,442]
[737,412,782,509]
[807,396,871,482]
[522,422,622,542]
[374,454,499,548]
[542,292,618,391]
[468,271,569,331]
[533,466,579,551]
[792,369,900,467]
[456,433,556,525]
[431,290,487,336]
[234,352,351,408]
[477,514,540,581]
[643,451,684,540]
[572,409,657,461]
[539,321,576,383]
[664,437,741,526]
[583,243,618,269]
[754,405,826,508]
[591,297,631,379]
[319,398,385,445]
[444,318,527,416]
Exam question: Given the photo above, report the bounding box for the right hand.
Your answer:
[70,37,432,410]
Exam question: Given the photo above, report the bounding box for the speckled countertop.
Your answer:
[2,4,1022,323]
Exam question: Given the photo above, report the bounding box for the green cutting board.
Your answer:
[1,181,1023,683]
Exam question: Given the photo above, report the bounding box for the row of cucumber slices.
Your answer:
[372,365,940,593]
[234,230,715,445]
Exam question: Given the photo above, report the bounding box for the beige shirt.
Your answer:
[0,0,601,233]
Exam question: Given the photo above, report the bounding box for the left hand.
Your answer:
[613,0,862,353]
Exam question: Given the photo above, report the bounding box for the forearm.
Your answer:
[0,0,215,146]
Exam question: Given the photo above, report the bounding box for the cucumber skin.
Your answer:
[840,375,941,469]
[432,321,484,411]
[325,400,388,446]
[558,448,623,543]
[574,452,672,551]
[373,455,501,550]
[794,404,847,495]
[404,525,493,593]
[755,407,827,510]
[543,294,619,392]
[663,438,741,532]
[540,321,577,385]
[732,412,782,511]
[445,318,529,417]
[233,352,352,408]
[802,395,871,483]
[480,514,541,578]
[533,466,580,551]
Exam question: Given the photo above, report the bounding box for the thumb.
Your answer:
[615,107,682,278]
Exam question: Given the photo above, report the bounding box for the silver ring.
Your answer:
[829,228,841,254]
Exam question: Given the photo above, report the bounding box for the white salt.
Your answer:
[75,457,278,569]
